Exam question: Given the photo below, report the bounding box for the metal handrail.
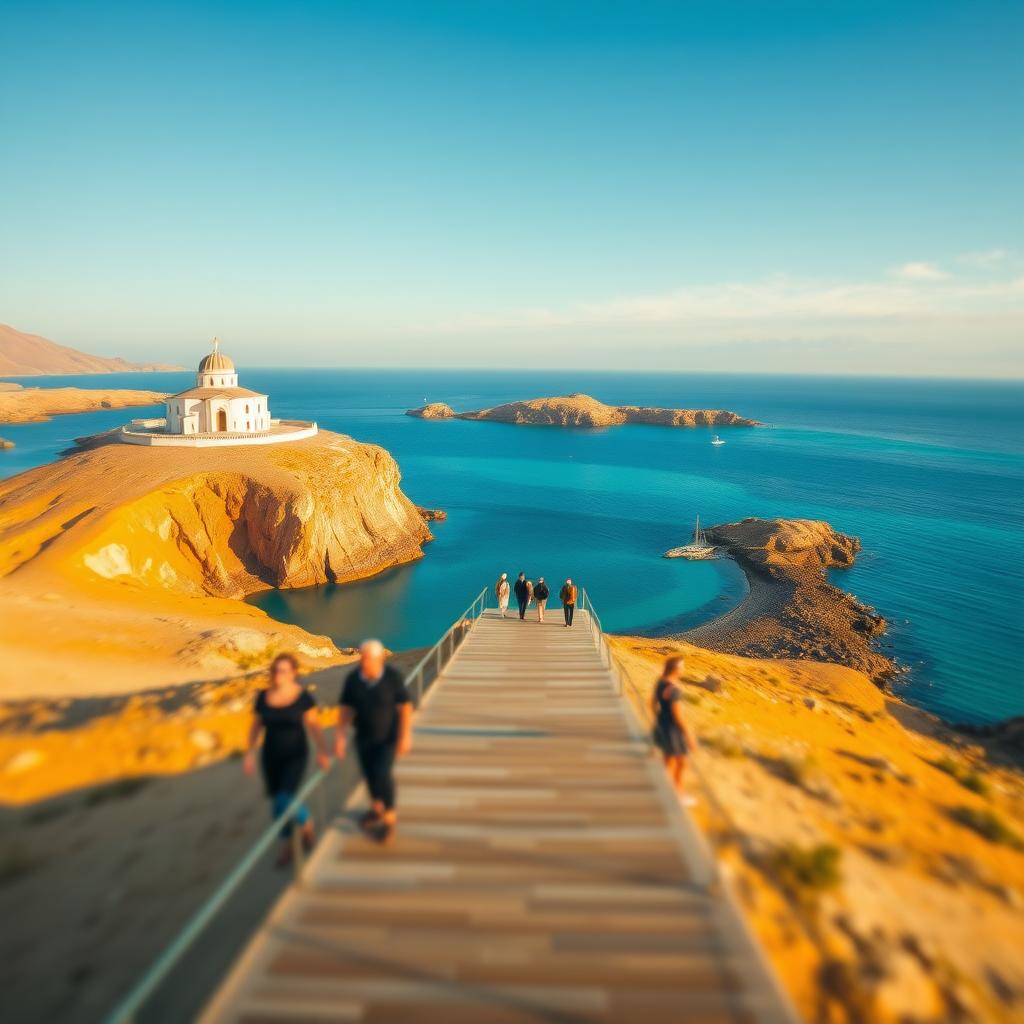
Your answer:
[103,587,489,1024]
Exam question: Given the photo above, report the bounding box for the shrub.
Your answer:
[682,691,703,706]
[775,754,814,787]
[933,757,991,798]
[768,842,842,904]
[961,773,991,798]
[951,807,1024,850]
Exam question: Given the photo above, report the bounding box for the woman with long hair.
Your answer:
[651,655,699,807]
[244,653,331,866]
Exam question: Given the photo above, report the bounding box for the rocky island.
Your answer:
[407,402,456,419]
[0,429,432,696]
[407,393,758,427]
[0,384,170,424]
[675,518,892,683]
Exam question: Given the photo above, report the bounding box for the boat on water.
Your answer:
[663,515,719,560]
[711,434,725,446]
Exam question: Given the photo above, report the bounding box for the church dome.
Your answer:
[198,338,234,372]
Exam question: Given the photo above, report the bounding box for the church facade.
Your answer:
[119,340,317,447]
[164,339,271,436]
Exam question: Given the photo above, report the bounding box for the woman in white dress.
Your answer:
[495,573,511,617]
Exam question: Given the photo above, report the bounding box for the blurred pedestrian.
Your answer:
[335,640,413,844]
[244,653,331,867]
[651,656,699,806]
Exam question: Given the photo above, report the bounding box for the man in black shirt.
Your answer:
[335,639,412,843]
[513,572,530,619]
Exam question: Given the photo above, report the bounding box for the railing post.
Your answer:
[315,773,327,835]
[291,816,305,884]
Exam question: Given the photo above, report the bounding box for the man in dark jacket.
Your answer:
[513,572,530,619]
[559,578,577,626]
[335,639,412,843]
[534,577,550,622]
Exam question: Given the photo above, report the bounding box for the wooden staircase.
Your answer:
[198,608,799,1024]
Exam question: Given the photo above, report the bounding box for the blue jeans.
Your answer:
[271,791,310,838]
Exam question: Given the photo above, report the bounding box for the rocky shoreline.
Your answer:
[407,393,758,427]
[677,518,894,684]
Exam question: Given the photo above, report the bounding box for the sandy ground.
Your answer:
[611,636,1024,1024]
[0,651,431,1024]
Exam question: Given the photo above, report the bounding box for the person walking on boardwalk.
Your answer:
[651,656,699,806]
[559,578,577,626]
[534,577,550,621]
[335,639,413,843]
[244,653,331,867]
[495,573,510,617]
[514,572,530,620]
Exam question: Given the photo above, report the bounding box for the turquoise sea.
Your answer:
[2,370,1022,725]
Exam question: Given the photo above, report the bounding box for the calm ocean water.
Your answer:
[2,370,1021,725]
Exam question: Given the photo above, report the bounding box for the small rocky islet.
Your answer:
[407,393,758,427]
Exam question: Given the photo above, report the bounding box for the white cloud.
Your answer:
[890,261,949,281]
[416,271,1024,336]
[960,249,1009,268]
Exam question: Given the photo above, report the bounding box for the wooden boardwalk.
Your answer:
[199,609,798,1024]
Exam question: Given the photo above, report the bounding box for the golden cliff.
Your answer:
[0,430,432,696]
[407,393,758,427]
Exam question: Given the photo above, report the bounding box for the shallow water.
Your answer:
[3,370,1021,724]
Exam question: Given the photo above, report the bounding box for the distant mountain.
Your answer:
[0,324,187,377]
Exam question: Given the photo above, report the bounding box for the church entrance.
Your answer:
[217,409,227,432]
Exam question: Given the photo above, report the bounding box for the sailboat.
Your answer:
[711,434,725,446]
[663,515,719,560]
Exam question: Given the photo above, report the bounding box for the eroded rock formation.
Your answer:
[681,518,892,683]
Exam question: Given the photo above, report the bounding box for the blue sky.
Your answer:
[1,1,1021,374]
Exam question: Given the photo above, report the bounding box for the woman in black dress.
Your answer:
[651,656,699,807]
[244,653,330,866]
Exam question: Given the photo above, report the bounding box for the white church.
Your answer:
[120,339,317,447]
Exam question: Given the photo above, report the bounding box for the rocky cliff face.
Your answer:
[451,394,757,427]
[0,430,432,693]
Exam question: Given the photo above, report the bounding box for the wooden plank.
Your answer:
[199,610,799,1024]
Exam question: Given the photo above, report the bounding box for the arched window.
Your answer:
[245,404,249,414]
[247,421,250,431]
